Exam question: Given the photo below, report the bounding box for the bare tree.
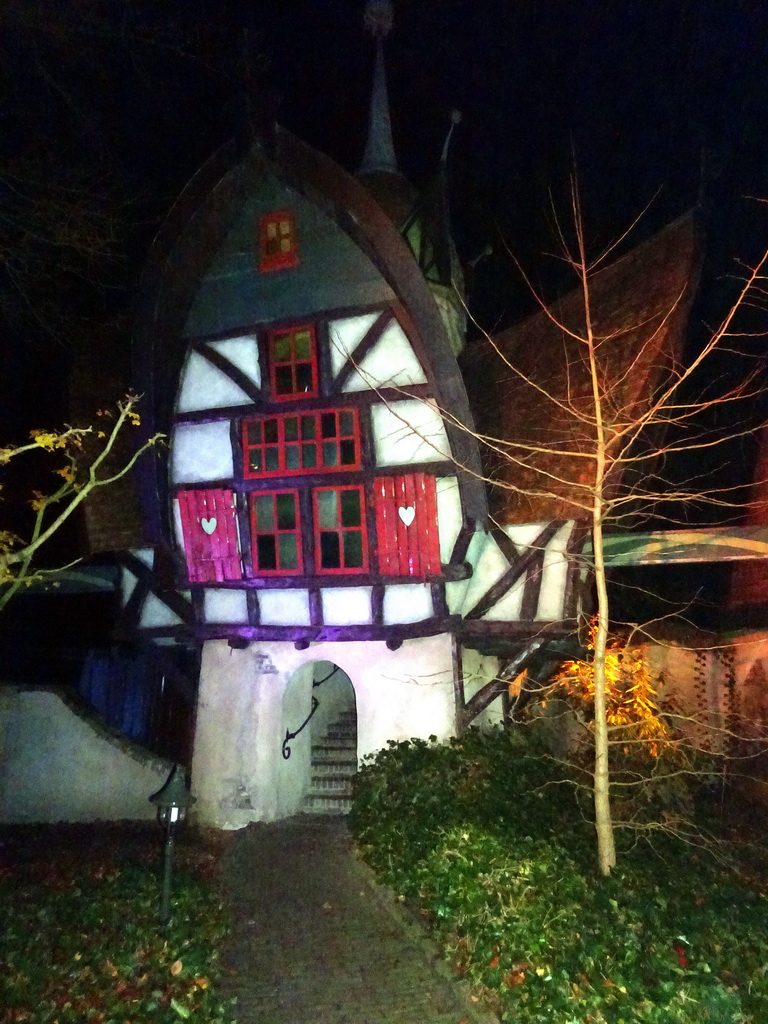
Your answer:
[457,189,768,874]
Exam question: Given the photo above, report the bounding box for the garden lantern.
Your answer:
[149,764,195,924]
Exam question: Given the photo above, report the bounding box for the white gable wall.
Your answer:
[191,634,457,828]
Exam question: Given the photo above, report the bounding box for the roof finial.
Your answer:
[360,1,398,176]
[364,0,394,38]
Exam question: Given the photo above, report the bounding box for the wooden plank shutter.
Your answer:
[373,473,441,576]
[177,489,242,583]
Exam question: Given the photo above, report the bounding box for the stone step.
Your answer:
[312,742,356,756]
[309,774,355,793]
[311,760,357,777]
[302,793,352,814]
[325,727,357,741]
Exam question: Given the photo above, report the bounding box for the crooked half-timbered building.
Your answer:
[120,15,702,827]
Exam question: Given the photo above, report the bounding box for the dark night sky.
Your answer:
[3,0,768,429]
[2,0,767,635]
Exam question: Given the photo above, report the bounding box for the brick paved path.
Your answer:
[218,815,497,1024]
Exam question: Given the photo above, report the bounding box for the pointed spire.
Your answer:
[360,1,398,176]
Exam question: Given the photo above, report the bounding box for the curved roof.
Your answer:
[462,212,703,524]
[132,129,486,541]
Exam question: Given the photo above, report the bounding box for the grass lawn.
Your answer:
[0,823,235,1024]
[350,731,768,1024]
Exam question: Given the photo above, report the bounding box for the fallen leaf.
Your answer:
[170,960,183,976]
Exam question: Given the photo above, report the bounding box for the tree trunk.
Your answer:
[592,514,617,875]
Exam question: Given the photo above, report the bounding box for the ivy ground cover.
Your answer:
[349,732,768,1024]
[0,824,234,1024]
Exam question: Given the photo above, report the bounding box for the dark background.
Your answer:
[2,0,767,631]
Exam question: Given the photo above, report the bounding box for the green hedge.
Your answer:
[350,731,765,1024]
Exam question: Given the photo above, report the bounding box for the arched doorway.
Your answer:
[280,661,357,816]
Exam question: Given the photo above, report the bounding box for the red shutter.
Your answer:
[373,473,441,576]
[177,489,242,583]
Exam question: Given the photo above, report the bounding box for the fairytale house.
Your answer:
[114,7,708,828]
[117,19,589,825]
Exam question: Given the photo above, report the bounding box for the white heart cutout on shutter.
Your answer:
[201,517,217,535]
[398,505,415,527]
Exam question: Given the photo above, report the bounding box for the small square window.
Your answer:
[269,325,318,401]
[258,211,299,272]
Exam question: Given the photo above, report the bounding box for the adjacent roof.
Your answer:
[462,212,703,524]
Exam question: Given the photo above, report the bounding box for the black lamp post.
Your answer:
[149,764,195,924]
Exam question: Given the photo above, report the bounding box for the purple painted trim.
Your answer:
[171,383,435,426]
[308,587,323,627]
[174,460,457,497]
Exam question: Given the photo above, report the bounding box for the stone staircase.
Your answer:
[302,710,357,814]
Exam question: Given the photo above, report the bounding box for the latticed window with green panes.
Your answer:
[313,485,368,573]
[243,409,360,478]
[249,490,302,575]
[269,324,317,400]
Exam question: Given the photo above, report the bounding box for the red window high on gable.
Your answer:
[314,485,368,574]
[250,490,303,575]
[243,408,361,478]
[177,489,242,583]
[269,325,318,400]
[374,473,441,576]
[258,211,298,272]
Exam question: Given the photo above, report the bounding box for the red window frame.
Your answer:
[374,473,441,576]
[258,211,298,272]
[268,324,318,400]
[249,490,303,576]
[243,408,361,479]
[313,485,368,574]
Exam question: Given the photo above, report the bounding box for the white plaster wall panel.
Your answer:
[172,498,184,553]
[171,421,234,484]
[383,583,433,624]
[328,313,380,377]
[457,532,508,617]
[461,647,503,730]
[481,572,525,621]
[120,567,139,607]
[176,351,253,413]
[535,521,574,621]
[504,522,551,548]
[192,642,285,828]
[0,689,173,823]
[139,592,184,629]
[203,588,249,624]
[342,321,427,392]
[321,587,372,626]
[207,336,260,387]
[191,635,458,828]
[446,530,489,614]
[131,548,155,570]
[258,588,311,626]
[371,399,451,466]
[436,476,462,563]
